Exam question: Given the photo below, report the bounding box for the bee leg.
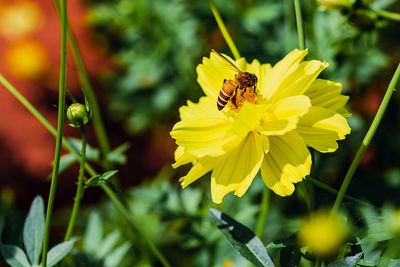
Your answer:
[232,85,239,108]
[241,87,247,96]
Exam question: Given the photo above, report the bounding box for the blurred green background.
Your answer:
[1,0,400,266]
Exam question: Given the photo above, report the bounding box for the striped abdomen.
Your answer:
[217,79,237,110]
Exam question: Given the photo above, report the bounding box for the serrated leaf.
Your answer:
[327,252,363,267]
[98,230,121,259]
[208,208,275,267]
[0,244,30,267]
[83,212,103,252]
[23,195,45,265]
[45,240,75,267]
[85,170,119,189]
[104,242,131,267]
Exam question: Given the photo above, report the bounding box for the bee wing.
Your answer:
[211,49,242,73]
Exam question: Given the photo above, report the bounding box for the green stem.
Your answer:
[294,0,306,50]
[332,63,400,213]
[314,258,321,267]
[0,75,170,267]
[255,189,269,239]
[51,0,111,163]
[374,9,400,22]
[42,0,68,265]
[208,0,241,60]
[307,176,369,206]
[64,126,86,241]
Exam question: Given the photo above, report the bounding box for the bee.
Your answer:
[213,50,258,110]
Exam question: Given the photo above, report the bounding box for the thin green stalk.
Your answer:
[64,126,86,241]
[307,176,370,206]
[255,189,270,239]
[0,75,170,267]
[332,63,400,213]
[314,258,321,267]
[42,0,68,265]
[51,0,111,162]
[374,9,400,22]
[294,0,306,50]
[208,0,241,60]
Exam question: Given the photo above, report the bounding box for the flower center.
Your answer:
[227,87,257,112]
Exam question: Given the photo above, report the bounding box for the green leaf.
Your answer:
[98,230,121,259]
[45,240,75,267]
[83,212,103,252]
[0,244,30,267]
[208,208,275,267]
[50,153,77,178]
[23,195,45,265]
[85,170,119,189]
[327,252,363,267]
[106,142,130,165]
[356,259,377,266]
[104,241,131,267]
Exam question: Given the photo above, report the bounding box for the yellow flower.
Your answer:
[298,210,348,257]
[170,49,351,204]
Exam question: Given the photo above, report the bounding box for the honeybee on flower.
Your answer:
[170,49,351,204]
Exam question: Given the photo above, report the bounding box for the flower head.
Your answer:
[170,49,351,203]
[298,210,348,257]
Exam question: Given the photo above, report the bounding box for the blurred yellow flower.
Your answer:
[298,210,348,257]
[317,0,352,11]
[170,49,351,203]
[6,40,49,80]
[0,2,44,39]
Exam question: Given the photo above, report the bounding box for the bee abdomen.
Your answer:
[217,80,236,110]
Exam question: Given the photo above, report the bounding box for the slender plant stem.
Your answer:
[42,0,68,265]
[314,258,321,267]
[0,75,170,267]
[208,0,241,60]
[307,177,369,206]
[331,63,400,213]
[64,126,86,241]
[294,0,306,50]
[51,0,111,163]
[374,9,400,22]
[255,189,270,239]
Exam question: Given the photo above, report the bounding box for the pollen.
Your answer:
[227,87,257,112]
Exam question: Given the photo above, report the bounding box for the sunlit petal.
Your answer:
[297,106,351,153]
[258,95,311,135]
[261,131,311,196]
[211,132,264,203]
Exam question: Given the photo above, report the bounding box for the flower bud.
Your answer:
[66,103,90,127]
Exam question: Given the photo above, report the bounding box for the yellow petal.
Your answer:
[172,146,196,168]
[171,117,238,158]
[261,131,311,196]
[260,49,308,100]
[272,60,329,101]
[197,51,239,99]
[179,96,226,120]
[211,132,264,204]
[305,79,351,117]
[230,102,267,137]
[297,106,351,153]
[258,95,311,135]
[179,156,221,188]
